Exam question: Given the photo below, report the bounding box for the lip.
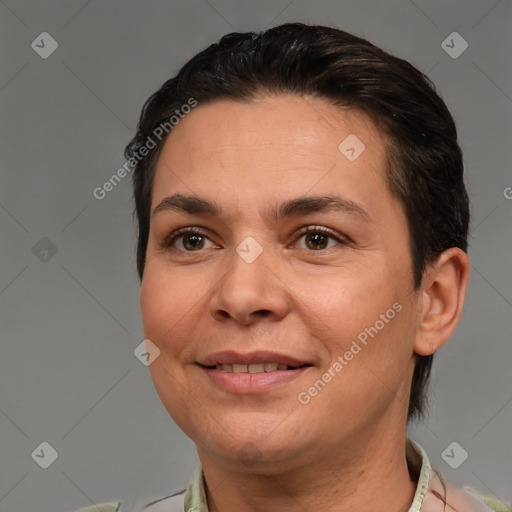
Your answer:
[198,350,313,394]
[199,350,310,367]
[199,365,311,394]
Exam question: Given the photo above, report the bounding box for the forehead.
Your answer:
[157,94,387,160]
[151,94,391,215]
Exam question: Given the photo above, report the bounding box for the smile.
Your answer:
[213,363,303,373]
[199,364,312,394]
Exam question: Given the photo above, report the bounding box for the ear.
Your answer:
[414,248,470,356]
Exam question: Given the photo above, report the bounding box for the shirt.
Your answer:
[74,438,510,512]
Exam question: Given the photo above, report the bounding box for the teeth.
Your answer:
[249,363,264,373]
[215,362,291,373]
[232,364,248,373]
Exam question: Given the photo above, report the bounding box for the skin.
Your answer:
[140,94,470,512]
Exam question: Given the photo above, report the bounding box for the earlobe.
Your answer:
[414,248,470,356]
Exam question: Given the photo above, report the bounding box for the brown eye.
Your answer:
[294,226,346,251]
[162,227,217,252]
[304,232,330,250]
[182,233,206,250]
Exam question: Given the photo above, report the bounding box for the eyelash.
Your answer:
[161,225,347,252]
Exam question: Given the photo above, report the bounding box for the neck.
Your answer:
[199,428,418,512]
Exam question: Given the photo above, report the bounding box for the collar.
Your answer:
[183,437,432,512]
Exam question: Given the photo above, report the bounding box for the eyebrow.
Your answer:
[151,193,371,222]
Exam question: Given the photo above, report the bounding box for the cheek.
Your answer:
[139,269,202,428]
[139,266,197,351]
[300,267,400,348]
[298,266,414,408]
[306,290,413,424]
[139,260,223,383]
[140,274,166,339]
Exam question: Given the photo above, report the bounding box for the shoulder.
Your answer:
[73,490,186,512]
[423,474,511,512]
[74,504,120,512]
[139,489,186,511]
[407,439,510,512]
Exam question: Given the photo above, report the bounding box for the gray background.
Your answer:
[0,1,511,511]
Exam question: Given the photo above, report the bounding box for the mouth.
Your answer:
[197,351,313,394]
[201,362,311,373]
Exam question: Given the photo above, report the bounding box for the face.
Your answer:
[140,94,420,471]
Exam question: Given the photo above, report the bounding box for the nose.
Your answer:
[208,243,291,326]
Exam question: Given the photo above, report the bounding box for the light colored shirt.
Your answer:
[75,438,510,512]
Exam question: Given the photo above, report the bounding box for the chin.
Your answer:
[195,425,312,471]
